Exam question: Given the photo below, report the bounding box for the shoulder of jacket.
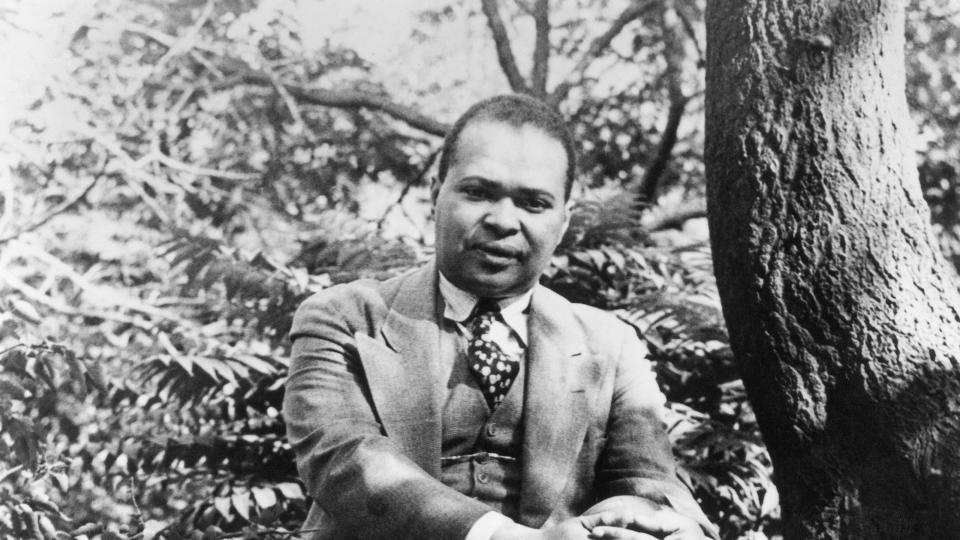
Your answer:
[297,278,383,313]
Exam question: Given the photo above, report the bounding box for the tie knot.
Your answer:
[472,297,501,318]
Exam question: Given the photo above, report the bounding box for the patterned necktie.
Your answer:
[467,298,520,410]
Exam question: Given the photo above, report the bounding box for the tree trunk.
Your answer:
[704,1,960,538]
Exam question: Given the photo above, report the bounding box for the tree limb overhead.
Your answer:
[215,70,451,136]
[480,0,531,94]
[531,0,551,98]
[550,0,656,105]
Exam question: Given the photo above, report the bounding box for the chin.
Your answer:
[465,275,529,298]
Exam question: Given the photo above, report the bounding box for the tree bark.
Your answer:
[705,1,960,538]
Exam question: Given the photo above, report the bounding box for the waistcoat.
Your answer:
[438,319,525,518]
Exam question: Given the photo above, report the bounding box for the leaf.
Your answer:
[173,355,195,376]
[183,250,216,284]
[85,362,109,393]
[0,317,19,339]
[0,378,29,399]
[231,492,251,521]
[51,472,70,491]
[190,356,221,382]
[251,486,277,511]
[65,350,87,397]
[761,485,780,516]
[275,482,304,500]
[230,354,277,376]
[213,497,232,521]
[9,299,42,324]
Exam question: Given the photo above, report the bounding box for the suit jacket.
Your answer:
[282,260,716,539]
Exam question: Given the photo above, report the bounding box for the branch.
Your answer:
[643,198,706,232]
[121,25,450,136]
[635,2,690,203]
[215,70,450,136]
[118,21,218,55]
[0,272,152,329]
[152,151,259,181]
[531,0,551,98]
[674,4,704,67]
[151,0,214,76]
[550,0,656,105]
[85,133,176,224]
[0,174,101,245]
[8,239,194,327]
[480,0,530,94]
[636,90,688,202]
[377,148,442,233]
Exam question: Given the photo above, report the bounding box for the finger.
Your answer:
[580,510,638,529]
[626,510,701,537]
[588,525,659,540]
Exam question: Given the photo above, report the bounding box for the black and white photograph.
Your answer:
[1,1,958,538]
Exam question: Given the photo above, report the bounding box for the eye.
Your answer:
[518,197,552,212]
[461,185,492,200]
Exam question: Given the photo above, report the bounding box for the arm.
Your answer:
[282,289,492,539]
[587,325,719,539]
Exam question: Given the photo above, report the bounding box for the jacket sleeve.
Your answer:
[590,323,720,539]
[282,288,492,539]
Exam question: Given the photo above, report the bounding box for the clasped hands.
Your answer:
[493,496,705,540]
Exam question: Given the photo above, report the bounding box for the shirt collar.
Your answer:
[437,271,532,345]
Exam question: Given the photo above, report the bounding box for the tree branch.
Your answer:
[643,198,706,232]
[531,0,551,98]
[152,152,260,181]
[635,2,690,203]
[636,90,688,202]
[150,0,214,76]
[0,174,101,245]
[121,25,451,136]
[550,0,656,105]
[377,148,442,234]
[480,0,530,94]
[5,239,195,327]
[213,70,451,136]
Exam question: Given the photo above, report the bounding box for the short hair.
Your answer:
[437,94,576,200]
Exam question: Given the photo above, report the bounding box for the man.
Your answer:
[283,94,717,539]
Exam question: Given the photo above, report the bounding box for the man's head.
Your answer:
[432,94,576,298]
[437,94,576,200]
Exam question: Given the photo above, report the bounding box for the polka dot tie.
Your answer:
[467,298,520,410]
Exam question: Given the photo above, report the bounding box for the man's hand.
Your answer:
[489,508,704,540]
[580,496,707,540]
[583,509,705,539]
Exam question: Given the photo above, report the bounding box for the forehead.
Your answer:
[449,121,568,195]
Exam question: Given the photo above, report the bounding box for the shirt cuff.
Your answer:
[465,511,515,540]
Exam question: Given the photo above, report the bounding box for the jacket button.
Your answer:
[486,424,496,437]
[476,471,489,484]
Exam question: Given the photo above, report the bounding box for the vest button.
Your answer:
[486,424,496,437]
[476,471,489,484]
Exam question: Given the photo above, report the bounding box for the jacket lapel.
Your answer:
[518,286,591,526]
[356,261,443,477]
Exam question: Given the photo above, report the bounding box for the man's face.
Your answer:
[433,120,571,298]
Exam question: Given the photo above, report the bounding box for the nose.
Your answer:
[482,198,521,236]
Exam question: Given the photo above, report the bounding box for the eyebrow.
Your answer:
[459,176,557,202]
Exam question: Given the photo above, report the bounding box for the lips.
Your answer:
[470,242,523,260]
